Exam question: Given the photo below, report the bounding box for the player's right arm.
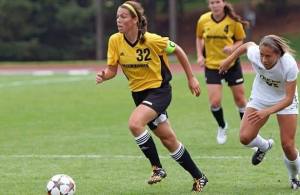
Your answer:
[196,37,205,67]
[195,16,205,67]
[97,33,119,84]
[96,65,118,84]
[219,42,256,74]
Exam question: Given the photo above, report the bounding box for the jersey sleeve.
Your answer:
[196,16,204,38]
[247,44,259,64]
[234,22,246,41]
[148,34,169,55]
[107,35,119,66]
[284,54,299,82]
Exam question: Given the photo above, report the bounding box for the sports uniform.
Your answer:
[196,12,246,85]
[218,36,300,190]
[107,32,174,129]
[99,2,207,192]
[196,9,247,145]
[246,44,299,114]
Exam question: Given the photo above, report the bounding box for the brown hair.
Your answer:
[224,2,249,29]
[259,35,296,56]
[120,1,148,44]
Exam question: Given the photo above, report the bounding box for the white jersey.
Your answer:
[247,44,298,105]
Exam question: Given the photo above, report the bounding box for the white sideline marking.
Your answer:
[68,70,90,75]
[0,77,92,88]
[0,69,92,76]
[0,154,248,159]
[32,70,55,76]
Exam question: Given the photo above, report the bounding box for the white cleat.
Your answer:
[216,123,228,144]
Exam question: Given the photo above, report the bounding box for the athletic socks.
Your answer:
[284,152,300,180]
[238,106,245,119]
[211,106,226,128]
[170,143,203,179]
[135,130,162,168]
[246,134,269,152]
[135,131,204,179]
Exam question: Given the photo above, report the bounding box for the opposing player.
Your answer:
[96,1,208,192]
[196,0,248,144]
[219,35,300,189]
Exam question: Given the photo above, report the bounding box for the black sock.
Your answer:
[211,106,225,128]
[170,143,203,179]
[135,130,162,168]
[239,111,244,119]
[238,107,245,120]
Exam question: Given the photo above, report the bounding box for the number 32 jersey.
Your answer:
[107,32,172,92]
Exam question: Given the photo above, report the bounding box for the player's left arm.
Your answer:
[231,40,244,52]
[264,80,297,115]
[248,80,297,124]
[167,41,200,97]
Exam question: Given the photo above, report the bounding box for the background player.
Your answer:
[196,0,248,144]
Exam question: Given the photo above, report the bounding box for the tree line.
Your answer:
[0,0,293,61]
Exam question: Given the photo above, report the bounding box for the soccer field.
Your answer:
[0,72,299,194]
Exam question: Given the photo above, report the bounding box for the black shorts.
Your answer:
[131,84,172,130]
[205,61,244,86]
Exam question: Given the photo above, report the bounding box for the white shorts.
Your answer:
[247,96,299,115]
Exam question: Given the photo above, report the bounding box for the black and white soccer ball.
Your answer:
[46,174,76,195]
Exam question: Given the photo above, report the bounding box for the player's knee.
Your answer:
[235,97,247,107]
[128,119,143,133]
[160,133,177,148]
[281,141,295,154]
[210,103,221,110]
[239,133,251,145]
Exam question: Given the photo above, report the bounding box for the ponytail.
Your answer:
[224,2,249,29]
[139,15,147,44]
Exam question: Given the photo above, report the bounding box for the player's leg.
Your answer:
[229,83,247,119]
[205,68,227,144]
[277,114,300,189]
[207,84,228,144]
[153,121,208,192]
[130,85,172,184]
[128,105,163,174]
[226,62,247,119]
[240,107,273,165]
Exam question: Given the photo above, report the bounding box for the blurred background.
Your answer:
[0,0,299,62]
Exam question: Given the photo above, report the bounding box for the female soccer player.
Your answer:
[196,0,248,144]
[219,35,300,189]
[96,1,207,192]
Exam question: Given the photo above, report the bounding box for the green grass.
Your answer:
[284,33,300,60]
[1,72,300,194]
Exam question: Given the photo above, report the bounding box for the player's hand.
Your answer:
[219,60,229,75]
[96,70,105,84]
[223,46,233,55]
[247,110,269,124]
[197,57,205,67]
[188,76,201,97]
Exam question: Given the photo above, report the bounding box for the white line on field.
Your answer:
[0,70,92,76]
[0,154,249,159]
[0,77,92,88]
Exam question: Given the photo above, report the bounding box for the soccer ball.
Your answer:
[46,174,76,195]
